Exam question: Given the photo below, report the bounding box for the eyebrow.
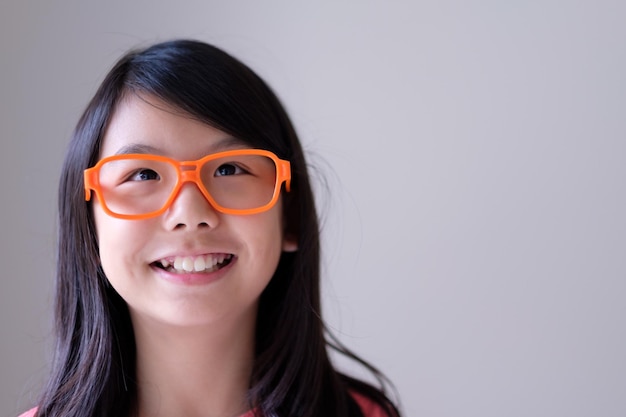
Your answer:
[113,137,250,156]
[114,143,160,155]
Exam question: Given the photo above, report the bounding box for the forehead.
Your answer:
[100,94,245,159]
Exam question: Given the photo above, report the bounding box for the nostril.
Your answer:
[174,221,209,229]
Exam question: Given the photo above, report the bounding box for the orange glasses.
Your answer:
[84,149,291,219]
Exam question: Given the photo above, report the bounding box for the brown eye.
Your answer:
[215,163,243,176]
[131,169,160,181]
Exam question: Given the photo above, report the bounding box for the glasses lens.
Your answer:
[200,154,278,210]
[97,157,177,216]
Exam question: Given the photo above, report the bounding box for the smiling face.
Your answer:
[93,93,295,330]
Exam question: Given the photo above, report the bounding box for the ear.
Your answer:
[282,234,298,252]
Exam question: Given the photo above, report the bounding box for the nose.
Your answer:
[163,182,220,230]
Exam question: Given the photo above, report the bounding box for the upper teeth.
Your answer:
[160,254,232,273]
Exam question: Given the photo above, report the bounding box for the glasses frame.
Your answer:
[84,149,291,219]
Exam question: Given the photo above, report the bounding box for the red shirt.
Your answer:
[19,392,387,417]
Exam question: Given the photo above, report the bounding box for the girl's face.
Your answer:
[94,94,296,329]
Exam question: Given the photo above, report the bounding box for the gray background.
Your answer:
[1,1,625,416]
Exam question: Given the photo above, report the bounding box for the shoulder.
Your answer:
[351,391,390,417]
[18,408,37,417]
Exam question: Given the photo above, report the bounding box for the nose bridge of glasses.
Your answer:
[180,169,202,188]
[173,168,213,208]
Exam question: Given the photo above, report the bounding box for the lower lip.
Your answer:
[152,257,236,286]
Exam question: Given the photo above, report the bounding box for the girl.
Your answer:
[21,39,401,417]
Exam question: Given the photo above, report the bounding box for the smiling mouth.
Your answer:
[153,254,234,274]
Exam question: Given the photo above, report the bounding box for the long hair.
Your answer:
[36,39,400,417]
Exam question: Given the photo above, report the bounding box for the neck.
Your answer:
[131,310,256,417]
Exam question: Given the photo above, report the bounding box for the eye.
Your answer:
[130,168,160,181]
[215,163,244,176]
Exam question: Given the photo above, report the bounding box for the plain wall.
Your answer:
[2,1,625,416]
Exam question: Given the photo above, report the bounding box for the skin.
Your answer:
[93,93,296,417]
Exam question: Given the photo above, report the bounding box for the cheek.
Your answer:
[250,211,285,254]
[232,210,285,280]
[93,207,153,282]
